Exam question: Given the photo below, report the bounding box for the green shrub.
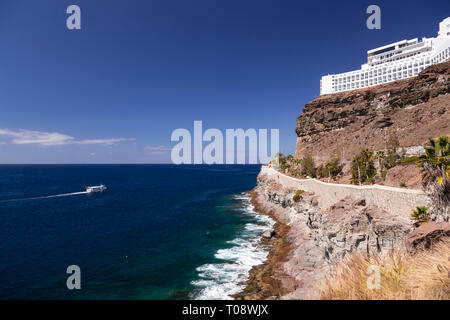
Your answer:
[411,206,429,226]
[351,148,377,184]
[400,182,407,188]
[383,132,406,169]
[301,154,316,178]
[293,189,305,202]
[366,177,376,184]
[401,156,419,164]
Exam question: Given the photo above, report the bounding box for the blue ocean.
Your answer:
[0,165,273,299]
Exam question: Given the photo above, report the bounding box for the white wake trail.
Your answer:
[1,191,88,202]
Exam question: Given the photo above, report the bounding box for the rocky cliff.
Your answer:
[295,61,450,164]
[244,62,450,299]
[250,170,413,299]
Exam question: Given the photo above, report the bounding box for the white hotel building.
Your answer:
[320,17,450,95]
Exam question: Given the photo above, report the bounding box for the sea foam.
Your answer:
[191,193,274,300]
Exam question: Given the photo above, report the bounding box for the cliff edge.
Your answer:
[295,61,450,164]
[242,61,450,300]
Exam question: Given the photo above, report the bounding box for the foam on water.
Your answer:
[191,193,275,300]
[0,191,89,202]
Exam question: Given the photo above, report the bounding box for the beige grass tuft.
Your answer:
[318,239,449,300]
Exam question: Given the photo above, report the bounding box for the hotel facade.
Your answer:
[320,17,450,95]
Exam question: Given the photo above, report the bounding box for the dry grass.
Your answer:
[318,239,450,300]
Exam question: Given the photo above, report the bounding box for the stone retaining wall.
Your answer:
[261,166,430,219]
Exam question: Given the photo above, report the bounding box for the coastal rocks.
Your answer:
[307,197,411,265]
[406,221,450,253]
[262,230,276,239]
[258,171,412,266]
[250,170,414,299]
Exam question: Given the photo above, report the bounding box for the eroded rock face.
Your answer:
[295,61,450,164]
[383,163,422,189]
[257,172,412,266]
[303,197,411,265]
[406,221,450,253]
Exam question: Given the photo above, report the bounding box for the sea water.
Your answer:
[0,164,273,299]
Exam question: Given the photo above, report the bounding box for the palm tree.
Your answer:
[411,206,429,226]
[418,136,449,184]
[353,154,362,184]
[361,148,375,180]
[375,150,385,176]
[417,136,449,221]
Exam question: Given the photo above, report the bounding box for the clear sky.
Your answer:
[0,0,448,163]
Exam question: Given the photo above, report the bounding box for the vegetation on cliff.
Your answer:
[350,148,377,185]
[274,153,343,180]
[294,61,450,164]
[416,136,450,222]
[411,206,430,226]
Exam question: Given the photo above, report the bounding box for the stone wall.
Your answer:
[260,165,430,219]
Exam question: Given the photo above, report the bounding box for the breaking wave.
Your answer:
[191,193,274,300]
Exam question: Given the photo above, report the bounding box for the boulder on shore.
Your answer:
[406,221,450,253]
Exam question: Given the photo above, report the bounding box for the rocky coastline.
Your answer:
[234,166,446,299]
[234,62,450,300]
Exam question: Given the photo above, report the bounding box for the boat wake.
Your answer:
[191,193,275,300]
[1,191,89,202]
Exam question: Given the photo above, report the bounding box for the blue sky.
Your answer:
[0,0,448,163]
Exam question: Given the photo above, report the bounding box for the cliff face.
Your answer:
[257,172,412,263]
[247,62,450,300]
[254,170,412,299]
[295,61,450,163]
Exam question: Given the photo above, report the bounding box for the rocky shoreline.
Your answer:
[233,166,434,300]
[232,61,450,300]
[233,189,293,300]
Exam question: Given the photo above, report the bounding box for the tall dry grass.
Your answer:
[318,239,449,300]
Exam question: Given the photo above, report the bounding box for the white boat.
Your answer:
[85,184,107,193]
